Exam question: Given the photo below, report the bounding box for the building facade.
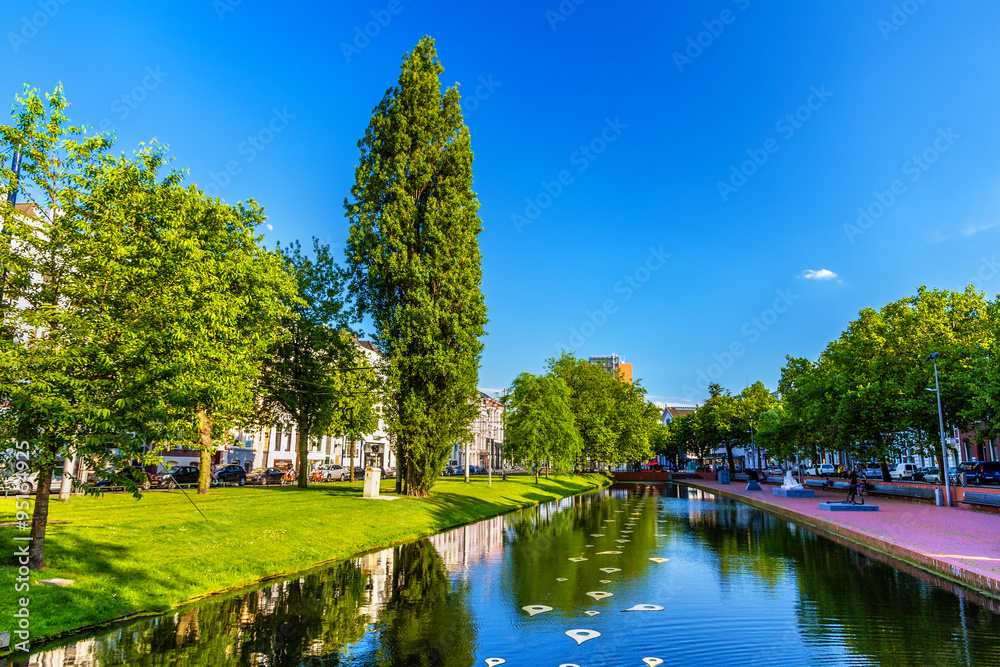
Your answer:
[450,391,505,469]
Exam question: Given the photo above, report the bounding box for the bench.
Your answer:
[960,492,1000,508]
[804,479,851,491]
[867,484,937,500]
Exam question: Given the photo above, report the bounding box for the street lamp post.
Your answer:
[926,352,952,507]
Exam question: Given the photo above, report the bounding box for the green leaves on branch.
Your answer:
[504,373,580,482]
[344,37,487,496]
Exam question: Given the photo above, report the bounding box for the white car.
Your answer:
[1,468,66,494]
[322,464,348,481]
[806,463,836,477]
[889,462,918,480]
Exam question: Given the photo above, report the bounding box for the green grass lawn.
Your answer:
[0,473,607,643]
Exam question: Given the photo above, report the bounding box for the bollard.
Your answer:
[934,487,944,507]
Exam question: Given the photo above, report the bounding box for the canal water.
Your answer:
[20,484,1000,666]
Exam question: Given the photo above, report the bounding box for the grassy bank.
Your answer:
[0,473,608,643]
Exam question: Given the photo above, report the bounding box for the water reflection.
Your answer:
[17,484,1000,667]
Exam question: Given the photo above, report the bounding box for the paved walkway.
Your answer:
[676,478,1000,600]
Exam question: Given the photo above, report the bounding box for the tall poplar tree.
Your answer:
[345,37,487,496]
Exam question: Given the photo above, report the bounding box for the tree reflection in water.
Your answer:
[17,486,1000,667]
[681,493,1000,667]
[20,539,477,667]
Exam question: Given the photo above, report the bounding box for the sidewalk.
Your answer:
[676,478,1000,600]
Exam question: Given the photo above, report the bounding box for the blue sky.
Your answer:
[3,0,999,406]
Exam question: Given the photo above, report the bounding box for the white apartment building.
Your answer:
[450,391,505,469]
[248,339,392,472]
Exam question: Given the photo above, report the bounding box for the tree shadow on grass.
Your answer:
[0,530,204,641]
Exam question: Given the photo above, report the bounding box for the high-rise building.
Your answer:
[588,354,619,374]
[588,354,632,384]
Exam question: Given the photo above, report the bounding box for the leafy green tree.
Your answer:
[159,189,294,495]
[344,37,487,497]
[610,381,656,467]
[546,352,617,464]
[0,87,292,567]
[504,373,580,484]
[649,421,681,468]
[735,381,778,469]
[254,239,380,488]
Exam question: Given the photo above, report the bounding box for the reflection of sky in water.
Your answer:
[22,485,1000,667]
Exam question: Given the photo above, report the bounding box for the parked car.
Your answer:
[861,464,884,479]
[912,466,936,482]
[453,466,466,477]
[212,464,247,486]
[354,466,366,478]
[323,464,348,481]
[762,466,785,476]
[246,467,285,485]
[889,462,919,481]
[923,468,961,485]
[151,466,200,488]
[2,467,67,494]
[89,465,150,490]
[959,461,1000,485]
[806,463,836,477]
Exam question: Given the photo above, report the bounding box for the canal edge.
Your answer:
[11,474,614,655]
[673,479,1000,602]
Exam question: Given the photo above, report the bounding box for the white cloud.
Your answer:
[961,220,1000,237]
[926,220,1000,243]
[801,268,839,281]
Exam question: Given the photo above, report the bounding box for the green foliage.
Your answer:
[344,37,487,496]
[0,86,293,565]
[545,352,654,466]
[504,373,581,482]
[772,286,994,471]
[255,239,380,488]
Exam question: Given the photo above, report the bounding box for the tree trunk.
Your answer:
[726,444,735,473]
[394,439,404,494]
[534,459,539,485]
[880,460,891,482]
[261,424,272,469]
[349,438,355,482]
[28,465,53,569]
[296,419,309,489]
[58,451,75,502]
[197,410,212,495]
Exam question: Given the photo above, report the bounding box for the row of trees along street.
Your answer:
[503,353,660,481]
[0,37,488,567]
[655,287,1000,480]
